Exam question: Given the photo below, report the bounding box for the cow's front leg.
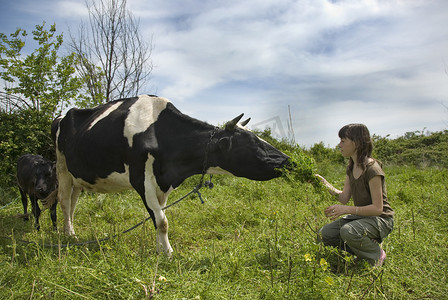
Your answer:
[156,190,174,256]
[134,159,174,256]
[142,185,173,256]
[155,211,173,257]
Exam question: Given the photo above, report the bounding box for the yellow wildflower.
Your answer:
[304,253,313,262]
[320,258,328,271]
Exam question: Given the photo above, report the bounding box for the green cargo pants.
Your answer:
[318,215,394,265]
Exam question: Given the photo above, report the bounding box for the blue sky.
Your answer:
[1,0,448,147]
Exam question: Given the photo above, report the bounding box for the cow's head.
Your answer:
[210,114,290,181]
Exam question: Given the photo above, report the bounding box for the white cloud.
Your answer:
[147,0,432,100]
[1,0,447,146]
[13,0,87,21]
[55,1,89,19]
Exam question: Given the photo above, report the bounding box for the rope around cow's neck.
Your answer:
[162,126,218,210]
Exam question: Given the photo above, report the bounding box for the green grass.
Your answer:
[1,164,447,299]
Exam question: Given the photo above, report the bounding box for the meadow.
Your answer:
[1,157,447,299]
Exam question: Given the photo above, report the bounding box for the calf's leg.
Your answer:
[50,201,58,231]
[19,188,29,221]
[30,195,41,231]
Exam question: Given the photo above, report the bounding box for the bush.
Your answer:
[373,130,448,167]
[309,142,345,165]
[0,109,54,195]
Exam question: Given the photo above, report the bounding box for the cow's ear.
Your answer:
[218,137,232,152]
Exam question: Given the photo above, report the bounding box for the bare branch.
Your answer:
[69,0,152,104]
[0,91,30,113]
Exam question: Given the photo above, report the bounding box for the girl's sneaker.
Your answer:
[375,249,387,267]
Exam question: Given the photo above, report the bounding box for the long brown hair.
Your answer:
[338,124,373,174]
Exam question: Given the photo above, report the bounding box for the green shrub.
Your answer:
[0,109,54,196]
[373,130,448,167]
[309,142,344,165]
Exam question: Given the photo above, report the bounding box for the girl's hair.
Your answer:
[338,124,373,174]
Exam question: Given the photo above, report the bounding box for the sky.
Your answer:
[1,0,448,147]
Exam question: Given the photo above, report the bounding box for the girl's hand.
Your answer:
[325,205,344,220]
[314,174,327,183]
[314,174,331,188]
[315,174,339,196]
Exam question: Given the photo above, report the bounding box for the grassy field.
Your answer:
[0,163,447,299]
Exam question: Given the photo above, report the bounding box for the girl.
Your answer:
[315,124,394,267]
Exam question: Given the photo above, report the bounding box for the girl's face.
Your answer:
[339,137,356,158]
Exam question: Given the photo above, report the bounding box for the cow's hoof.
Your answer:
[165,247,174,259]
[64,229,76,237]
[156,245,173,259]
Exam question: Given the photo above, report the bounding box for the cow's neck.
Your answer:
[155,112,217,190]
[176,123,215,173]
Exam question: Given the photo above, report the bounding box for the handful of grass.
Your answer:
[280,148,322,188]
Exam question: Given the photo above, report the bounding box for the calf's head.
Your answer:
[33,161,57,199]
[211,114,290,181]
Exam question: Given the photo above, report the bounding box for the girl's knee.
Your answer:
[340,223,358,242]
[318,225,331,242]
[319,225,339,246]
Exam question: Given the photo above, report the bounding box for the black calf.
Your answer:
[16,154,58,230]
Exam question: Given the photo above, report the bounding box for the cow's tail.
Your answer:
[51,116,64,143]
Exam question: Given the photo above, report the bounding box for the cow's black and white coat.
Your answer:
[52,95,289,255]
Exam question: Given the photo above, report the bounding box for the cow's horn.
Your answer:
[225,113,244,131]
[240,118,251,127]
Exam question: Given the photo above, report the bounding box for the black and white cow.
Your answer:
[17,154,58,231]
[52,95,289,255]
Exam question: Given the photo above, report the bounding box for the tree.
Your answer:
[69,0,153,105]
[0,22,83,116]
[0,23,83,191]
